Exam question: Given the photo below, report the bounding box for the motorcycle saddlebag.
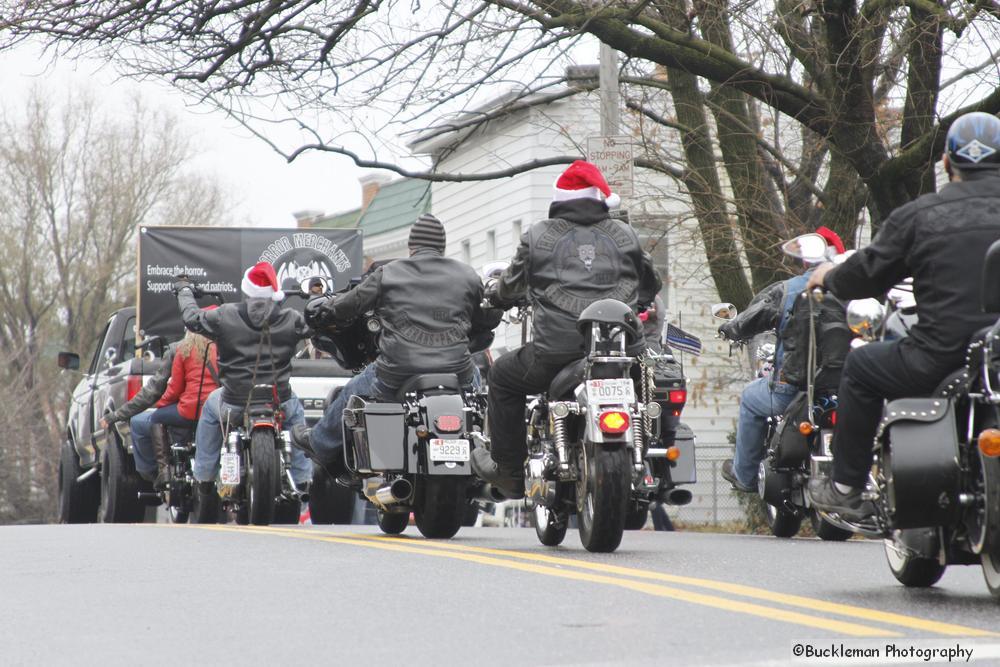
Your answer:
[879,398,960,529]
[668,422,696,484]
[770,392,810,467]
[343,396,407,474]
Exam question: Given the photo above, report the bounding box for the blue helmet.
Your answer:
[945,112,1000,170]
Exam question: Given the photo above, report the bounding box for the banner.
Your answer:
[138,226,363,341]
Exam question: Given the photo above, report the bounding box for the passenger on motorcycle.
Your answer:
[718,227,846,492]
[806,111,1000,519]
[300,214,502,473]
[174,261,313,512]
[470,160,662,499]
[101,321,220,490]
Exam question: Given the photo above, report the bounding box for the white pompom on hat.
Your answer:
[241,261,285,302]
[552,160,621,209]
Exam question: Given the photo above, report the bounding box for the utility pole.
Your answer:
[599,42,620,136]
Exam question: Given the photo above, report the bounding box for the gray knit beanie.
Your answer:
[408,214,446,252]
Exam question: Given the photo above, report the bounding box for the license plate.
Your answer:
[821,431,833,457]
[220,451,240,485]
[428,438,470,462]
[586,378,635,405]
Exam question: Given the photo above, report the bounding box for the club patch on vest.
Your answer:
[386,312,469,347]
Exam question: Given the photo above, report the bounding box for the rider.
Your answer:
[806,112,1000,519]
[471,160,662,499]
[173,261,313,518]
[300,214,502,473]
[719,227,845,492]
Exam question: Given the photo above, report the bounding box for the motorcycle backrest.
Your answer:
[982,239,1000,312]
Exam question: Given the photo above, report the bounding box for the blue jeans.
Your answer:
[311,364,392,467]
[733,378,799,487]
[129,411,157,477]
[193,388,313,484]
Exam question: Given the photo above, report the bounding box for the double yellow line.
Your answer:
[181,524,996,638]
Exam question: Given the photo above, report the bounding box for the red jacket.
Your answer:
[157,344,220,421]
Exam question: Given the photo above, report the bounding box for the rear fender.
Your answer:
[575,384,632,447]
[420,394,473,476]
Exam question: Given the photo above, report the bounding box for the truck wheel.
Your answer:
[248,430,280,526]
[309,465,356,524]
[414,477,464,539]
[377,510,409,534]
[58,440,99,524]
[99,439,146,523]
[576,444,630,553]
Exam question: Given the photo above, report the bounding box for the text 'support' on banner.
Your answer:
[138,226,363,341]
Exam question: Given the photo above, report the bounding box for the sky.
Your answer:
[0,43,371,228]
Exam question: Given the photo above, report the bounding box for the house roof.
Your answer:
[316,209,361,229]
[356,178,431,236]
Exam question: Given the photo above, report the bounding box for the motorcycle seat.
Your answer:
[929,326,997,398]
[548,358,586,400]
[397,373,461,398]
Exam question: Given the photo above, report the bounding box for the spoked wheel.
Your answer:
[248,430,280,526]
[377,509,409,535]
[765,502,802,538]
[58,440,99,524]
[976,451,1000,598]
[884,537,946,588]
[810,509,852,541]
[534,504,569,547]
[576,443,630,553]
[414,477,465,539]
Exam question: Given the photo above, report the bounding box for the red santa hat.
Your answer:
[241,262,285,302]
[553,160,621,209]
[814,226,845,255]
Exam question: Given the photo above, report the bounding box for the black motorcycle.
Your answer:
[823,241,1000,597]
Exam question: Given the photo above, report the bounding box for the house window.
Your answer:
[462,239,471,265]
[486,230,496,260]
[511,220,522,247]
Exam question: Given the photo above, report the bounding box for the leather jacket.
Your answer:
[495,199,662,357]
[109,344,178,423]
[318,247,502,388]
[827,170,1000,365]
[178,290,310,406]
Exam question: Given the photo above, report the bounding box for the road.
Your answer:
[2,524,998,666]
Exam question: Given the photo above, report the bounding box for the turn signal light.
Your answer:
[978,429,1000,457]
[668,390,687,404]
[798,421,814,436]
[435,415,462,432]
[598,411,630,434]
[666,446,681,461]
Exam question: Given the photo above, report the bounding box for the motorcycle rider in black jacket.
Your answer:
[174,261,313,515]
[806,112,1000,519]
[301,214,502,469]
[471,160,662,499]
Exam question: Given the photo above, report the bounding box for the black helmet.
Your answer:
[945,112,1000,170]
[577,299,641,346]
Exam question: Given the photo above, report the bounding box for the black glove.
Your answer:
[483,280,502,308]
[172,277,193,295]
[304,295,335,329]
[718,321,736,340]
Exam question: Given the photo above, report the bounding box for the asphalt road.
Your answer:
[2,524,999,666]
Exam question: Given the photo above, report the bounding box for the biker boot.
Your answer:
[151,424,172,491]
[194,481,221,524]
[290,423,315,456]
[470,448,524,500]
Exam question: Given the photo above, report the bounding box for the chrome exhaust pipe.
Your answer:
[366,478,413,507]
[665,488,692,506]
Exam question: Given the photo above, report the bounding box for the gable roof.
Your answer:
[310,178,430,236]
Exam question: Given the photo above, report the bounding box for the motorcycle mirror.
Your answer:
[846,298,886,341]
[711,303,738,321]
[984,239,1000,312]
[782,233,828,263]
[57,351,80,371]
[482,261,509,281]
[301,276,332,296]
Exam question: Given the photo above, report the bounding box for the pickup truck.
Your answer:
[57,307,354,524]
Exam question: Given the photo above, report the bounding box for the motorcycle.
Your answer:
[515,299,675,553]
[820,241,1000,597]
[304,280,488,539]
[715,232,853,540]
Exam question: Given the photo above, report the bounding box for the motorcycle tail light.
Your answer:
[435,415,462,433]
[978,429,1000,457]
[127,375,143,402]
[668,390,687,405]
[598,411,630,434]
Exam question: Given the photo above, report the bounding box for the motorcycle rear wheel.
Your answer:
[377,509,409,534]
[884,539,945,587]
[810,509,852,541]
[414,477,464,539]
[978,452,1000,598]
[248,430,280,526]
[765,502,801,538]
[534,505,568,546]
[577,443,630,553]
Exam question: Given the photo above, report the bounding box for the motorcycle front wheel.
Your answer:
[765,502,802,539]
[377,509,409,535]
[576,443,630,553]
[810,509,852,541]
[248,430,280,526]
[534,504,568,546]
